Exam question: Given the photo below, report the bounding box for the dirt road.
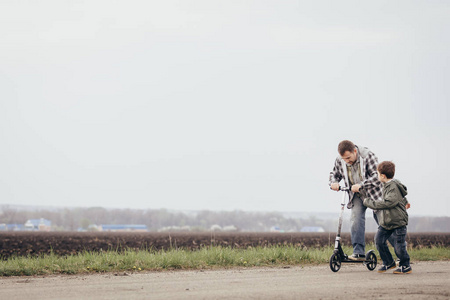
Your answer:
[1,261,449,299]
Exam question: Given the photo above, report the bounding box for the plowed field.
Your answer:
[1,232,448,259]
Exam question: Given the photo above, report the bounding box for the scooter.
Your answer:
[329,186,377,272]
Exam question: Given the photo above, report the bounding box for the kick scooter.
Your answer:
[329,186,377,272]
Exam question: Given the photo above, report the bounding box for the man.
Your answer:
[329,140,382,260]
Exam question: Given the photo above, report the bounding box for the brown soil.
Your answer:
[1,232,448,259]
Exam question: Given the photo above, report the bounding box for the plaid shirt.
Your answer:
[329,146,382,208]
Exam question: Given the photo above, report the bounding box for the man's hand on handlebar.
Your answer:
[351,184,362,193]
[330,183,340,191]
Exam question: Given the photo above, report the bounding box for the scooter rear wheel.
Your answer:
[365,251,377,271]
[329,253,341,272]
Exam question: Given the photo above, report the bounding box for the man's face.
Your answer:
[341,149,358,165]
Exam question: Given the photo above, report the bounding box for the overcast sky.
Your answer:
[1,1,449,217]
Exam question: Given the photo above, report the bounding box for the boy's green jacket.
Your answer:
[363,179,408,230]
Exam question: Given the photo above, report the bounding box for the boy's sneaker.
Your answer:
[393,265,412,274]
[348,254,365,261]
[377,261,397,273]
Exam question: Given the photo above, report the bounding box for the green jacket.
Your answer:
[363,179,408,230]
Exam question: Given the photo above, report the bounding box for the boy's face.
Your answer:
[341,149,358,165]
[377,171,388,183]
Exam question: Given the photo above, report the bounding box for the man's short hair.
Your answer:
[338,140,356,156]
[377,161,395,179]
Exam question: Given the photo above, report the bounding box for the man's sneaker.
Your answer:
[348,254,365,261]
[377,261,396,273]
[393,265,412,274]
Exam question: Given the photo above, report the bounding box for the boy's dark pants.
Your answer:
[373,212,396,248]
[375,225,410,267]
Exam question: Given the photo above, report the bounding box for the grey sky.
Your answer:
[1,1,449,216]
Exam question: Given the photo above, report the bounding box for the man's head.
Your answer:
[377,161,395,183]
[338,140,358,165]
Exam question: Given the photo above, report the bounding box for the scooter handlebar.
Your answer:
[330,186,350,192]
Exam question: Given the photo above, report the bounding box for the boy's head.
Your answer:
[338,140,358,165]
[377,161,395,183]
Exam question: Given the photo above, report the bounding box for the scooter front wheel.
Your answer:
[365,251,377,271]
[329,253,341,272]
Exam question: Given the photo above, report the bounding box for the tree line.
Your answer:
[0,205,448,232]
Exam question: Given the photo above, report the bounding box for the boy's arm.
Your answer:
[403,197,410,209]
[329,158,343,186]
[363,185,400,210]
[361,151,380,190]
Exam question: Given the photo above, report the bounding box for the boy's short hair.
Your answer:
[338,140,356,156]
[377,161,395,179]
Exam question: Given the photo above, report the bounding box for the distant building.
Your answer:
[223,225,238,232]
[99,224,148,232]
[270,226,285,232]
[159,226,191,232]
[210,224,222,231]
[0,224,26,231]
[1,224,26,231]
[300,226,325,232]
[10,224,26,231]
[24,218,52,231]
[87,224,99,231]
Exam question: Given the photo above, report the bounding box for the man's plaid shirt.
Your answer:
[329,146,382,208]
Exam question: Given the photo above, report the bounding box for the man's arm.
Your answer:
[361,151,380,189]
[329,158,343,190]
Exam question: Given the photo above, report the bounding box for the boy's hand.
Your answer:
[406,203,411,209]
[351,184,361,193]
[330,183,340,191]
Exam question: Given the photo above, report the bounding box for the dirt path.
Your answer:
[1,261,449,299]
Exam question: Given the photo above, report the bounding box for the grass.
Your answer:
[1,244,449,276]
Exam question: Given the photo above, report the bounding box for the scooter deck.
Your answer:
[340,258,373,263]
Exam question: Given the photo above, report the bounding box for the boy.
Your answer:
[363,161,412,274]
